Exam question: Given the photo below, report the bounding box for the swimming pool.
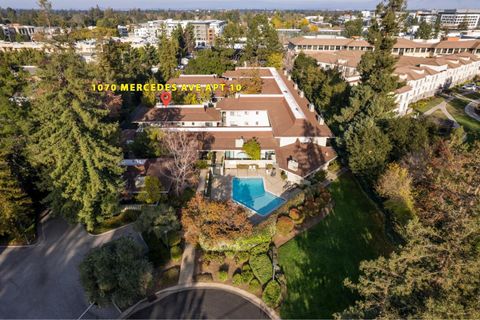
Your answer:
[232,177,285,216]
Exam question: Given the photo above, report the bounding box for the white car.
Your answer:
[462,83,477,91]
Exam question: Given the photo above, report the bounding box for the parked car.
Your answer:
[462,83,477,91]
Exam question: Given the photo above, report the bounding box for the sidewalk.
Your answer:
[423,98,460,128]
[178,243,196,285]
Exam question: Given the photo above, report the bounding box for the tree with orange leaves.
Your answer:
[181,194,253,245]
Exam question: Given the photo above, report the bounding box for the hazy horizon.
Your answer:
[0,0,479,11]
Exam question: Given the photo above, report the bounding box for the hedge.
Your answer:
[249,254,273,285]
[167,231,182,247]
[262,280,282,308]
[248,278,261,292]
[170,245,182,262]
[218,270,228,282]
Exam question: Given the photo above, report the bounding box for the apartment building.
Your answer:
[288,36,480,57]
[0,24,36,41]
[307,50,480,114]
[132,67,336,184]
[134,19,226,47]
[438,9,480,29]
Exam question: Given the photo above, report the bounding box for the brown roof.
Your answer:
[289,37,480,50]
[275,140,336,177]
[306,50,364,68]
[195,131,278,151]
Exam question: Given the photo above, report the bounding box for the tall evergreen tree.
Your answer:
[157,31,179,81]
[416,20,432,40]
[0,55,35,240]
[243,14,282,65]
[335,0,406,178]
[28,52,123,230]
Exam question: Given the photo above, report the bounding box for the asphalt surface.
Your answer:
[0,217,142,319]
[129,288,271,319]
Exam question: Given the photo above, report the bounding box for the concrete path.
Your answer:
[178,243,196,285]
[0,217,142,319]
[196,169,208,194]
[424,100,460,128]
[465,100,480,121]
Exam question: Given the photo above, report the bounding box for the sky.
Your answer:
[1,0,478,10]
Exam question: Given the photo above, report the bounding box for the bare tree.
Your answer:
[162,130,198,195]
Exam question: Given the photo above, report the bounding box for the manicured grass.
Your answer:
[430,109,448,121]
[412,96,445,113]
[446,98,480,135]
[463,92,480,100]
[278,173,393,319]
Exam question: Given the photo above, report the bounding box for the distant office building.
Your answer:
[415,10,439,24]
[438,9,480,29]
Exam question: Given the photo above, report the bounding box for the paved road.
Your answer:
[0,217,141,319]
[128,288,270,319]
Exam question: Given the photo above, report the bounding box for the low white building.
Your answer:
[306,50,480,115]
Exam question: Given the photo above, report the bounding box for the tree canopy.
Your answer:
[79,237,153,308]
[28,52,123,231]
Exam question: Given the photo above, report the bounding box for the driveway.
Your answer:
[0,217,142,319]
[128,288,271,319]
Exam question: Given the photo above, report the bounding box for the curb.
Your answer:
[119,282,280,320]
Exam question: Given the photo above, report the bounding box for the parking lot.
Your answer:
[0,217,141,319]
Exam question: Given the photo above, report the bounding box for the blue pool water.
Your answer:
[232,177,285,216]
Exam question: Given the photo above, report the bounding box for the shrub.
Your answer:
[196,273,213,282]
[241,268,254,284]
[249,254,273,285]
[262,280,282,308]
[288,208,304,224]
[224,251,235,259]
[242,138,261,160]
[328,159,341,173]
[167,231,182,247]
[235,251,250,264]
[313,170,327,182]
[249,279,261,292]
[280,170,287,180]
[218,270,228,282]
[232,273,242,286]
[79,238,152,308]
[250,242,270,255]
[195,160,208,169]
[170,246,182,262]
[276,216,294,236]
[203,251,225,264]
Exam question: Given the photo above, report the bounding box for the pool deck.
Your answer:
[211,168,289,202]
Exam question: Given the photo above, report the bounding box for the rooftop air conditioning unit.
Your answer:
[288,159,299,171]
[235,138,244,148]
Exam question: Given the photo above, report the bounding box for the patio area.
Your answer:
[210,167,291,202]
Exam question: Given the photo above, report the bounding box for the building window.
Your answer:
[192,122,195,126]
[256,111,259,115]
[244,111,248,115]
[230,111,234,116]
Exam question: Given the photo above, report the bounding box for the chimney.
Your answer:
[287,75,292,81]
[283,69,288,76]
[309,103,315,112]
[293,83,298,90]
[299,91,304,98]
[317,115,325,125]
[235,92,240,99]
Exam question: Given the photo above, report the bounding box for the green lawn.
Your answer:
[464,92,480,101]
[446,98,480,139]
[412,96,445,113]
[278,173,393,319]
